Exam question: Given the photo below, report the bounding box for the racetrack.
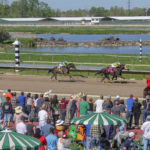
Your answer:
[0,73,146,99]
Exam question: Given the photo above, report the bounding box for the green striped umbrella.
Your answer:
[71,112,127,125]
[0,129,41,150]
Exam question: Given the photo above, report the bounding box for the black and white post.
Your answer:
[139,38,142,62]
[13,39,21,72]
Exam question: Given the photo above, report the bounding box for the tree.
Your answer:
[0,28,10,43]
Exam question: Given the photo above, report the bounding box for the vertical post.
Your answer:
[139,38,142,62]
[13,39,21,72]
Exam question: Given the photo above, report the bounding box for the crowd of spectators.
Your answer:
[1,89,150,150]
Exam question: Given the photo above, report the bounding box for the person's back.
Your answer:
[94,97,104,113]
[42,123,55,137]
[79,100,89,115]
[126,97,135,111]
[18,92,26,107]
[4,89,12,103]
[46,128,57,150]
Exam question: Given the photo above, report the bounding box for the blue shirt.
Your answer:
[86,124,91,136]
[46,134,57,150]
[122,139,136,150]
[18,95,26,106]
[41,124,55,137]
[126,98,135,111]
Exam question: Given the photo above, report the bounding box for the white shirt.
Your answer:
[38,110,48,122]
[141,121,150,138]
[16,122,27,134]
[94,99,104,112]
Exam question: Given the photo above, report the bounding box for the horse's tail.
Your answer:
[95,70,103,76]
[48,69,52,74]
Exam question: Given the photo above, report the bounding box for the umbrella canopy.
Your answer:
[0,130,41,150]
[71,112,127,125]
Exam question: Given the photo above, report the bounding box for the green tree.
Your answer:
[0,27,10,43]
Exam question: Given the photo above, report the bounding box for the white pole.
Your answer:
[139,38,142,62]
[13,39,21,72]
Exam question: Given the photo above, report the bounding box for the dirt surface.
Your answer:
[0,73,146,98]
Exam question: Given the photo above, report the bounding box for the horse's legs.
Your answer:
[101,75,106,82]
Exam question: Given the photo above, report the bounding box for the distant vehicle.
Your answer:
[91,17,100,24]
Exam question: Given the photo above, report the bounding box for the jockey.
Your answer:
[111,61,120,68]
[58,61,67,70]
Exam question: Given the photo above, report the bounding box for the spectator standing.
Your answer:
[57,131,65,150]
[60,97,68,121]
[75,98,80,117]
[79,96,89,116]
[132,98,141,128]
[142,95,150,123]
[4,89,12,103]
[141,115,150,150]
[69,99,77,122]
[18,92,26,112]
[111,101,121,116]
[94,95,104,113]
[41,120,55,137]
[11,92,17,113]
[113,95,121,106]
[16,118,27,134]
[34,128,47,150]
[119,100,126,118]
[51,95,60,124]
[88,98,94,114]
[126,94,135,129]
[26,93,32,115]
[46,128,58,150]
[2,97,13,127]
[85,124,91,150]
[38,104,48,128]
[26,118,35,136]
[103,96,113,113]
[37,94,44,113]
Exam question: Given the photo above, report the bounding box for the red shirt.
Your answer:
[147,77,150,88]
[60,99,68,110]
[38,136,47,150]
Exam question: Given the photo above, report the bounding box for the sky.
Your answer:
[41,0,150,11]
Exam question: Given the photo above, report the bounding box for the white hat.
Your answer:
[56,120,64,126]
[2,93,6,96]
[116,95,120,99]
[15,106,22,114]
[129,132,135,137]
[44,90,52,98]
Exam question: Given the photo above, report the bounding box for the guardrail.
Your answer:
[1,65,150,75]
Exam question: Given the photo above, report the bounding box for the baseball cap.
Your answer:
[129,132,135,137]
[116,95,120,99]
[119,125,124,131]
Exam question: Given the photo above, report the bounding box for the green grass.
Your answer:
[5,26,150,34]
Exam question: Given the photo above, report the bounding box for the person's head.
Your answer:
[146,95,150,102]
[15,106,22,114]
[6,97,10,102]
[107,96,111,100]
[119,125,125,131]
[34,128,41,138]
[120,99,125,105]
[62,96,66,100]
[34,94,39,99]
[44,97,49,102]
[146,115,150,121]
[135,98,138,103]
[82,95,87,101]
[58,131,63,138]
[12,92,16,97]
[49,128,54,134]
[7,89,11,93]
[21,92,24,96]
[41,104,46,110]
[27,93,31,98]
[100,95,103,99]
[129,94,133,98]
[115,100,119,105]
[89,98,93,103]
[129,132,135,140]
[40,94,43,98]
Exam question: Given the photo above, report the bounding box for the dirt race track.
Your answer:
[0,73,147,99]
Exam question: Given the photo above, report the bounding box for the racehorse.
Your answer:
[95,64,128,82]
[48,63,76,80]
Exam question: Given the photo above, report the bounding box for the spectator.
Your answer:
[51,95,60,124]
[57,131,65,150]
[38,104,48,128]
[13,106,28,126]
[111,101,121,116]
[18,92,26,112]
[2,97,13,127]
[34,128,47,150]
[26,118,35,136]
[126,94,135,129]
[100,134,110,150]
[141,115,150,150]
[114,125,129,146]
[79,96,89,116]
[37,94,44,113]
[75,98,80,117]
[85,124,91,150]
[41,120,55,137]
[103,96,113,113]
[94,95,104,113]
[69,99,77,122]
[46,128,57,150]
[88,98,94,114]
[11,92,17,113]
[142,95,150,123]
[132,98,141,128]
[16,118,27,134]
[113,95,121,106]
[1,93,5,106]
[119,100,126,118]
[4,89,12,103]
[33,94,39,122]
[60,96,68,121]
[121,132,136,150]
[26,93,32,115]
